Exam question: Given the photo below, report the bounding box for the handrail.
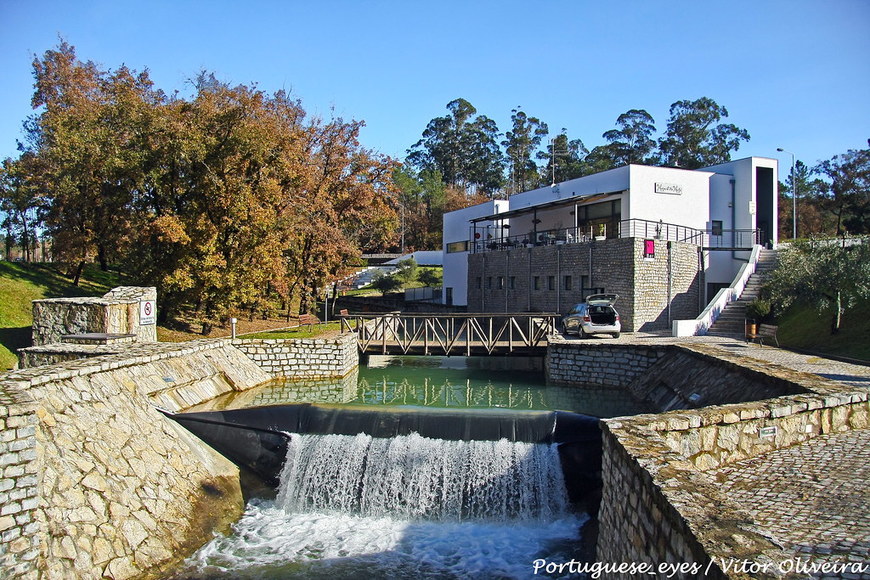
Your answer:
[471,218,759,253]
[672,245,762,337]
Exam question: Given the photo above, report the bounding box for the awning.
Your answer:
[468,190,623,223]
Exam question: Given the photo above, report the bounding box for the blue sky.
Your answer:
[1,0,868,182]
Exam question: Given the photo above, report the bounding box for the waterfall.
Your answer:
[276,432,570,522]
[178,432,586,578]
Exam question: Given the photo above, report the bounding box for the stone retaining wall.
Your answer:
[545,339,667,387]
[231,333,358,379]
[0,340,273,579]
[596,356,869,578]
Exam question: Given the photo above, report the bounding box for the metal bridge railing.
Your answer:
[339,313,560,356]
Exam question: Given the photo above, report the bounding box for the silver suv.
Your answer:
[561,294,621,338]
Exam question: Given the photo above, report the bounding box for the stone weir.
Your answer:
[165,404,603,491]
[0,340,275,580]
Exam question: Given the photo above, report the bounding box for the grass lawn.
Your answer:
[776,301,870,362]
[242,321,343,340]
[0,262,123,370]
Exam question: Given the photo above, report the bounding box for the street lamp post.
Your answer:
[777,147,797,239]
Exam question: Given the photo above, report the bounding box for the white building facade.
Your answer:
[441,157,777,327]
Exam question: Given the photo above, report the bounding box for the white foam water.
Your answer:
[177,432,587,579]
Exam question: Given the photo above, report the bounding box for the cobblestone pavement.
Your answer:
[711,429,870,579]
[692,337,870,390]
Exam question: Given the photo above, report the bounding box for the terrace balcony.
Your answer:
[471,218,760,253]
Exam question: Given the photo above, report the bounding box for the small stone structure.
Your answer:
[21,287,158,368]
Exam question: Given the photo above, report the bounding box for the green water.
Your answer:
[193,356,649,418]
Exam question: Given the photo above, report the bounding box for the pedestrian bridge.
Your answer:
[338,313,559,356]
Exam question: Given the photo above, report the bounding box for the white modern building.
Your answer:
[441,157,777,330]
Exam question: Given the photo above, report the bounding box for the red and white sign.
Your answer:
[140,300,156,325]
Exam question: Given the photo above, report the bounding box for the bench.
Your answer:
[298,313,320,330]
[747,323,779,347]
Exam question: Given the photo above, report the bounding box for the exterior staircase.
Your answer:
[706,248,779,339]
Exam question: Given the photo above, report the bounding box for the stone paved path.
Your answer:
[568,331,870,390]
[693,337,870,390]
[711,429,870,579]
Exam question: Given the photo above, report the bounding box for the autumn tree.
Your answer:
[13,42,398,327]
[658,97,750,169]
[25,42,164,281]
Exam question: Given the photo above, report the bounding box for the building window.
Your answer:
[446,240,469,253]
[486,277,492,289]
[497,276,505,290]
[712,220,723,236]
[533,276,540,290]
[644,239,656,259]
[476,277,482,289]
[564,275,572,291]
[547,276,555,291]
[509,276,516,290]
[581,275,590,291]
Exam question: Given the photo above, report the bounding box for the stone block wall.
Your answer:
[467,238,700,331]
[194,371,361,410]
[0,389,40,577]
[232,333,358,379]
[545,339,668,387]
[0,340,277,579]
[624,343,809,412]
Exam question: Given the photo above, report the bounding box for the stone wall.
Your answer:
[624,344,809,412]
[232,333,358,379]
[466,238,700,331]
[0,340,273,580]
[31,287,158,346]
[596,357,869,577]
[546,339,667,387]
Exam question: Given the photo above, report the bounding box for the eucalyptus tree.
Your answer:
[601,109,658,166]
[502,107,548,195]
[537,130,589,185]
[658,97,750,169]
[778,160,831,238]
[407,98,505,197]
[815,146,870,235]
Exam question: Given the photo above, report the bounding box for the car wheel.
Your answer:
[578,327,588,339]
[612,332,620,338]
